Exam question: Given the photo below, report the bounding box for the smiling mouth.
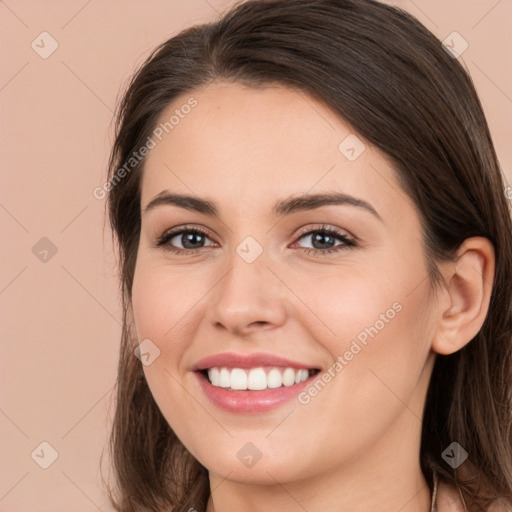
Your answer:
[200,367,320,391]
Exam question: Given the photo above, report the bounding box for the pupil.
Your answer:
[313,233,334,249]
[183,232,203,249]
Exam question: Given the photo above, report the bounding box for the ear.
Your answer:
[432,237,495,355]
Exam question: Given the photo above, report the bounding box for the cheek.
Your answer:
[284,263,407,349]
[285,272,433,468]
[131,262,204,349]
[131,265,215,450]
[292,255,433,400]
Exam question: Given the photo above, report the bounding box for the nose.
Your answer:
[207,246,288,337]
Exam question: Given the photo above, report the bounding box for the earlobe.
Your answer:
[432,237,495,356]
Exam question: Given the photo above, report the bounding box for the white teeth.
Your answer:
[267,368,282,388]
[282,368,296,386]
[247,368,267,390]
[219,368,230,388]
[230,368,247,390]
[206,366,311,390]
[209,367,220,386]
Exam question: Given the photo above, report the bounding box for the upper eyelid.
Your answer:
[295,224,352,239]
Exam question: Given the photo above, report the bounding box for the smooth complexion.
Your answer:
[130,81,494,512]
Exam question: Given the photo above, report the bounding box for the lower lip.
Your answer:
[195,371,313,413]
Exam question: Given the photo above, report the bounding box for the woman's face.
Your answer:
[131,81,440,486]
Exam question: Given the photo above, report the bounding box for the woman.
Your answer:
[102,0,512,510]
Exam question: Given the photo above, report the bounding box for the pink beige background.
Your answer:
[1,1,511,510]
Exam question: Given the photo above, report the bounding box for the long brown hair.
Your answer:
[102,1,512,510]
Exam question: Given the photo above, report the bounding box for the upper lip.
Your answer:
[192,352,319,371]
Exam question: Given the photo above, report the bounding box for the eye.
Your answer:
[154,223,357,256]
[154,225,215,254]
[292,224,357,256]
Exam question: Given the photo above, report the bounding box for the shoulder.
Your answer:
[437,481,512,512]
[436,480,466,512]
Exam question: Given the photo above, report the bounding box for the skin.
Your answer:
[130,81,494,512]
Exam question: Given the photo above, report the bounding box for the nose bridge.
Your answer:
[208,235,286,333]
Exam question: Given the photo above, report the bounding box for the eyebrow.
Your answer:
[142,191,382,222]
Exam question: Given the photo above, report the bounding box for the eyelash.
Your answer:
[154,224,357,256]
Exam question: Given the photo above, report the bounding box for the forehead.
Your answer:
[140,81,408,224]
